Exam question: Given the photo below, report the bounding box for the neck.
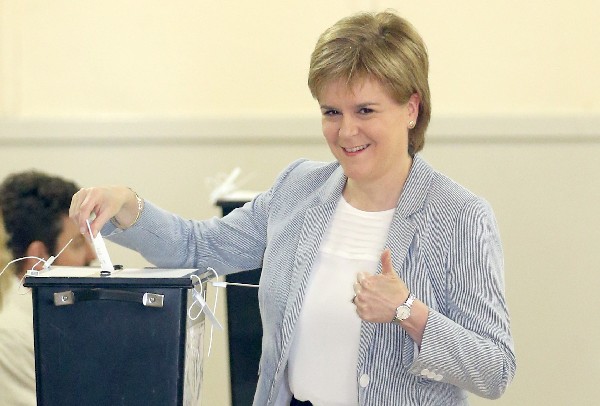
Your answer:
[343,157,413,211]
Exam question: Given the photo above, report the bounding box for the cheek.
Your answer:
[54,249,85,267]
[321,120,339,143]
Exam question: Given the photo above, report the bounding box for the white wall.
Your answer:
[1,1,599,405]
[1,0,599,118]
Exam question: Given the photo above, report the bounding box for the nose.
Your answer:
[338,115,359,138]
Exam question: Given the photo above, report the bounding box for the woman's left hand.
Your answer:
[353,248,409,323]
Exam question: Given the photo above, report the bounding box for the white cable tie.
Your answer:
[1,256,47,279]
[42,256,56,270]
[32,258,44,271]
[191,289,223,330]
[42,238,74,271]
[188,273,223,331]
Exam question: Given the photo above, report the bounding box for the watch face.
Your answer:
[396,305,410,321]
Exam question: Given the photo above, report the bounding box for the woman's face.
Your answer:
[318,77,419,188]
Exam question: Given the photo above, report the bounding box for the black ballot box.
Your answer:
[24,267,211,406]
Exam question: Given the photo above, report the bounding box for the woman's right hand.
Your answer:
[69,186,139,237]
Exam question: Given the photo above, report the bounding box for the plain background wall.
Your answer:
[1,1,599,405]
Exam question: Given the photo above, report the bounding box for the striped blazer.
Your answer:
[108,155,516,405]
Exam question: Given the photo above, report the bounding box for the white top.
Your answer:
[0,277,36,406]
[287,198,394,405]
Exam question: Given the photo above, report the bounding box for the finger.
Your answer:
[80,193,113,237]
[69,189,90,235]
[76,191,97,235]
[353,282,361,294]
[380,248,394,275]
[357,271,368,284]
[69,189,85,220]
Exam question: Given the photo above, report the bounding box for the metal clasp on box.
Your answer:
[142,293,164,308]
[54,291,75,306]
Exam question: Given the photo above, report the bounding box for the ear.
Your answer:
[24,240,50,271]
[407,92,421,121]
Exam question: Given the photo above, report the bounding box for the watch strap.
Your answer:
[392,292,416,323]
[404,293,415,309]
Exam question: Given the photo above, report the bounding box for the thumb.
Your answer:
[380,248,395,275]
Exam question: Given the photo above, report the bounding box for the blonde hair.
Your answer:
[308,10,431,156]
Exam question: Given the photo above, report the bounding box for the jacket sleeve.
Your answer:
[103,159,308,275]
[408,197,516,399]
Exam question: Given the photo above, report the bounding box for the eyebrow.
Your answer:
[320,102,380,110]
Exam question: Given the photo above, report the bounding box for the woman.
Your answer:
[71,11,515,406]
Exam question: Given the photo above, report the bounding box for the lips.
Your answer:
[343,144,369,153]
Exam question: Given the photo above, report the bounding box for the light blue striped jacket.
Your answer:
[108,155,516,405]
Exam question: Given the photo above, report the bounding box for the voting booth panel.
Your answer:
[24,267,209,406]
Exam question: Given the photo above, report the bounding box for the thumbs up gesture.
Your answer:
[353,248,410,323]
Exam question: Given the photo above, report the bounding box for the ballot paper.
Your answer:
[86,219,114,273]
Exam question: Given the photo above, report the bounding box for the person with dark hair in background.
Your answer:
[0,170,96,406]
[70,10,515,405]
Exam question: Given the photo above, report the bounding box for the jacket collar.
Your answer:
[317,154,434,218]
[395,154,434,219]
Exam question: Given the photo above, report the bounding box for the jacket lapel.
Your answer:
[357,155,434,369]
[279,168,346,357]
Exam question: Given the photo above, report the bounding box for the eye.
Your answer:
[321,108,340,116]
[358,107,374,114]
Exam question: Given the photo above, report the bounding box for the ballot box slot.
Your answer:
[53,288,165,308]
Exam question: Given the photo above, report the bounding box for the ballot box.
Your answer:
[24,267,211,406]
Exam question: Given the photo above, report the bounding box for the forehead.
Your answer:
[318,76,389,103]
[56,215,80,242]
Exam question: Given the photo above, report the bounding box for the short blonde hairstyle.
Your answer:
[308,11,431,156]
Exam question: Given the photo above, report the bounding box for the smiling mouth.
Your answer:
[343,144,369,153]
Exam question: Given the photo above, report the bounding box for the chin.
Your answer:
[341,168,371,183]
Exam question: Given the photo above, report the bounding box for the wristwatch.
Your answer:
[392,293,416,324]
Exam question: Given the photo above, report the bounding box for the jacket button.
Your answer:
[359,374,370,387]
